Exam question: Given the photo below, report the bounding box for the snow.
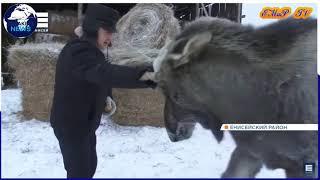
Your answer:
[1,89,286,178]
[9,42,64,57]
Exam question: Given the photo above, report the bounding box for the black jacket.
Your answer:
[50,38,149,136]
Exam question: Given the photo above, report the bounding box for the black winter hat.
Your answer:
[82,4,120,34]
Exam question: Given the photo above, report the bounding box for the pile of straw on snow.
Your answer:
[7,43,64,120]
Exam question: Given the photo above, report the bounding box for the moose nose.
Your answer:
[167,131,178,142]
[176,122,195,139]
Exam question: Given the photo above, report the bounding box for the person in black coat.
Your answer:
[50,4,156,178]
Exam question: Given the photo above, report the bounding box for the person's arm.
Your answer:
[70,43,151,88]
[108,64,151,88]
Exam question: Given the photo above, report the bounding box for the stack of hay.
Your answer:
[108,4,180,127]
[7,43,64,120]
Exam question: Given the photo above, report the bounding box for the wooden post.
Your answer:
[237,3,243,23]
[196,3,200,19]
[77,3,83,25]
[201,3,209,17]
[208,3,213,16]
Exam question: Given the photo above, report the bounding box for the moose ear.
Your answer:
[182,31,212,55]
[172,32,212,69]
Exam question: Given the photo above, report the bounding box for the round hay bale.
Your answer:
[106,47,159,66]
[48,10,79,36]
[115,3,180,49]
[7,43,64,121]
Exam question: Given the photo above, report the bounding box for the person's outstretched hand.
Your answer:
[137,65,157,89]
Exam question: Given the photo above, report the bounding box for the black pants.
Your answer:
[53,128,97,178]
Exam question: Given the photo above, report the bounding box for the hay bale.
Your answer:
[48,10,79,36]
[115,3,180,49]
[108,3,180,68]
[7,43,63,120]
[107,47,159,66]
[111,89,165,127]
[108,52,165,127]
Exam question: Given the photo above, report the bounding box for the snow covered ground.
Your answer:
[1,89,285,178]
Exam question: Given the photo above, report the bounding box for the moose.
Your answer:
[151,17,317,178]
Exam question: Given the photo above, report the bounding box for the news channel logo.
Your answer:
[3,4,49,38]
[304,162,316,177]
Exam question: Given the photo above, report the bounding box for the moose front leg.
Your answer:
[221,146,263,178]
